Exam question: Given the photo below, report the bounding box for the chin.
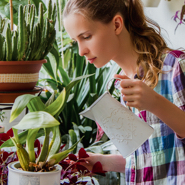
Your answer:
[94,63,107,69]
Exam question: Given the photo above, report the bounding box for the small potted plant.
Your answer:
[0,129,105,185]
[0,74,95,185]
[0,0,56,102]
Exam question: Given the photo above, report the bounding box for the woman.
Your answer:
[63,0,185,184]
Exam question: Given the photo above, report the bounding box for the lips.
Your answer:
[88,57,96,64]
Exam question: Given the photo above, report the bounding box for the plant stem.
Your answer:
[56,0,61,32]
[59,0,64,68]
[10,0,13,31]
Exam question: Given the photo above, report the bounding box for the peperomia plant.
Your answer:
[0,74,93,172]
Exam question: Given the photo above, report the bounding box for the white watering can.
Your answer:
[79,78,154,158]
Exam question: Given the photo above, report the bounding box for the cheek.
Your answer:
[94,35,114,54]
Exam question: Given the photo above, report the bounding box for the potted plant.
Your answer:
[0,74,97,185]
[0,129,105,185]
[0,0,56,102]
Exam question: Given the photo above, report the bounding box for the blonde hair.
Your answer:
[63,0,172,88]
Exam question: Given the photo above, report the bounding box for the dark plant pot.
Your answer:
[0,87,43,103]
[0,60,46,92]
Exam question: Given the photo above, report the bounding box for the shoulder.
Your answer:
[163,50,185,67]
[161,50,185,75]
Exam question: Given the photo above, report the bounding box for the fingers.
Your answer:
[122,94,135,102]
[114,74,130,80]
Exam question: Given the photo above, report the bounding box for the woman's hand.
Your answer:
[79,152,106,172]
[114,74,159,112]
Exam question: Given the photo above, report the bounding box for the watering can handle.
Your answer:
[106,78,145,122]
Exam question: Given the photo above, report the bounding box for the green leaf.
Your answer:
[47,52,57,80]
[66,74,95,96]
[45,91,56,106]
[85,146,103,154]
[64,49,71,69]
[26,128,40,163]
[44,88,66,116]
[43,56,55,79]
[10,94,36,123]
[78,125,92,133]
[47,137,83,166]
[48,126,61,156]
[12,128,20,144]
[37,128,51,163]
[13,111,60,130]
[69,129,77,154]
[58,66,70,86]
[0,129,44,149]
[27,96,46,112]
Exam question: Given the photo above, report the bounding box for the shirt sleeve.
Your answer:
[172,57,185,110]
[172,57,185,143]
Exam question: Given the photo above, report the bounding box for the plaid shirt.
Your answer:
[119,50,185,185]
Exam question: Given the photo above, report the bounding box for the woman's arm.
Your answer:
[81,153,126,173]
[115,74,185,138]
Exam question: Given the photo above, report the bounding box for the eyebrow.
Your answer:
[72,31,90,40]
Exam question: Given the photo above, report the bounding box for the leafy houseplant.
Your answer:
[0,0,56,97]
[0,74,94,185]
[0,129,105,185]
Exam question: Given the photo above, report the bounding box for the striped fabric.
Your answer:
[0,73,39,83]
[117,50,185,185]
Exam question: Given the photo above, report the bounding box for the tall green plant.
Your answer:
[0,0,56,61]
[0,0,46,25]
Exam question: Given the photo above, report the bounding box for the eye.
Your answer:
[83,35,91,40]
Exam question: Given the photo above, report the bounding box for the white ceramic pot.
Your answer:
[8,161,62,185]
[141,0,161,7]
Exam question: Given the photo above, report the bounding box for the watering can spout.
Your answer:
[79,108,95,121]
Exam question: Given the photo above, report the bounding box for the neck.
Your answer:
[112,29,139,79]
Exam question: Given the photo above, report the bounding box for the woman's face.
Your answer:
[63,13,120,68]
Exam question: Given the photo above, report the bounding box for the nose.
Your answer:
[78,42,89,57]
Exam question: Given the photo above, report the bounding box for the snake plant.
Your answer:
[0,74,93,172]
[0,0,56,61]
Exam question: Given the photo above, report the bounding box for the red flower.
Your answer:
[34,139,41,158]
[78,148,89,159]
[0,128,13,146]
[60,147,106,185]
[68,154,78,161]
[92,161,106,176]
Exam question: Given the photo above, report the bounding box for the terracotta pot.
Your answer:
[0,87,43,103]
[0,60,46,92]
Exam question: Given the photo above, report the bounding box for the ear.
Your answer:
[112,14,123,35]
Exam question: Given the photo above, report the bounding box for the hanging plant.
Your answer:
[172,1,185,32]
